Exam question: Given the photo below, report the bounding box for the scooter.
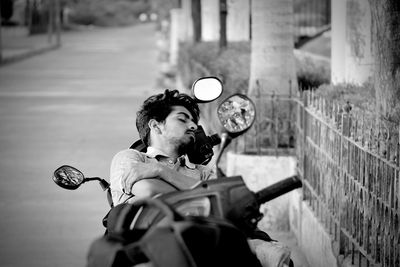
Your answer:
[52,77,302,267]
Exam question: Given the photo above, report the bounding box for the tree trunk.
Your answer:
[219,0,227,50]
[192,0,201,42]
[369,0,400,122]
[248,0,296,96]
[246,0,297,151]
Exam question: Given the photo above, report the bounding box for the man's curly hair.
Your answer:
[136,89,200,146]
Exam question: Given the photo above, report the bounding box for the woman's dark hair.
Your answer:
[136,89,200,146]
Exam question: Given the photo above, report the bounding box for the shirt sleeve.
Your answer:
[109,149,145,193]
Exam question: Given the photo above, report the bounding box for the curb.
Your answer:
[0,44,60,67]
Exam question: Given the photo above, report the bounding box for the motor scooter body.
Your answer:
[130,175,262,234]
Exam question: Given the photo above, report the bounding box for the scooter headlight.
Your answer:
[175,197,211,216]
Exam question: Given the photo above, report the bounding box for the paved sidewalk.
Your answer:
[268,230,310,267]
[0,23,161,267]
[1,26,60,65]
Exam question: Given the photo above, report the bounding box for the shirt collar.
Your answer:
[145,146,169,158]
[145,146,196,169]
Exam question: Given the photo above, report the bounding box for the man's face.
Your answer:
[158,106,198,154]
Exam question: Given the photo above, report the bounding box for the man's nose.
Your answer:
[188,121,197,130]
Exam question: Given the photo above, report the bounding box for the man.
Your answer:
[109,89,291,267]
[110,89,216,205]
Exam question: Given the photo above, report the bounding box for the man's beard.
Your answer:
[175,135,195,156]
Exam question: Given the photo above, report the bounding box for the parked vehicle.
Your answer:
[52,77,302,267]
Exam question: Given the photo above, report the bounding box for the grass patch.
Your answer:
[178,41,330,95]
[69,0,150,27]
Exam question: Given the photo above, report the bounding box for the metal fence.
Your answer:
[295,90,400,267]
[242,91,297,156]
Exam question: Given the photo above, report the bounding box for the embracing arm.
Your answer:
[110,150,199,196]
[124,161,199,191]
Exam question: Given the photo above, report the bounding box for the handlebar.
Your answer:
[254,175,302,205]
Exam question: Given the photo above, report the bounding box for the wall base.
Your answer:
[226,152,297,231]
[290,190,339,267]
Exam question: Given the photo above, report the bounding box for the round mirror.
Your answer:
[53,165,85,190]
[192,76,223,103]
[217,94,256,134]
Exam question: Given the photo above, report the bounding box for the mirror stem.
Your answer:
[84,177,111,191]
[215,132,232,178]
[106,188,114,208]
[84,177,101,182]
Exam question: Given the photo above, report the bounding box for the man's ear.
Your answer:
[148,119,161,134]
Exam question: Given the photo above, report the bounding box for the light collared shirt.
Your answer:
[110,147,216,205]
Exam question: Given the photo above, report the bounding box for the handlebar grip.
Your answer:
[255,175,302,204]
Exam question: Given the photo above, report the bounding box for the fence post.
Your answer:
[255,80,261,155]
[342,110,352,138]
[339,106,352,256]
[300,90,308,246]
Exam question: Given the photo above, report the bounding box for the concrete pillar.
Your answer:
[201,0,220,41]
[227,0,250,41]
[331,0,374,85]
[181,0,194,42]
[169,8,183,66]
[331,0,347,84]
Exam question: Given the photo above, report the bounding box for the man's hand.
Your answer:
[120,159,200,195]
[122,161,162,194]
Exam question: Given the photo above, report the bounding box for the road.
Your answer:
[0,23,161,267]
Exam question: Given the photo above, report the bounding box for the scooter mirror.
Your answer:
[53,165,85,190]
[217,94,256,136]
[192,76,223,103]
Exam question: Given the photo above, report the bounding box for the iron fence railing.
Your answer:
[295,90,400,267]
[242,92,297,156]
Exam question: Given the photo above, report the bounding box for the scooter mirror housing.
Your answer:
[192,76,223,103]
[217,94,256,138]
[53,165,85,190]
[214,94,256,177]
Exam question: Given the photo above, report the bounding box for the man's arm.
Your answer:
[110,149,144,195]
[131,178,180,198]
[110,149,199,195]
[124,161,199,192]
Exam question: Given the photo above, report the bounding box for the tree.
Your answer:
[368,0,400,122]
[219,0,227,49]
[248,0,296,96]
[191,0,201,42]
[247,0,296,149]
